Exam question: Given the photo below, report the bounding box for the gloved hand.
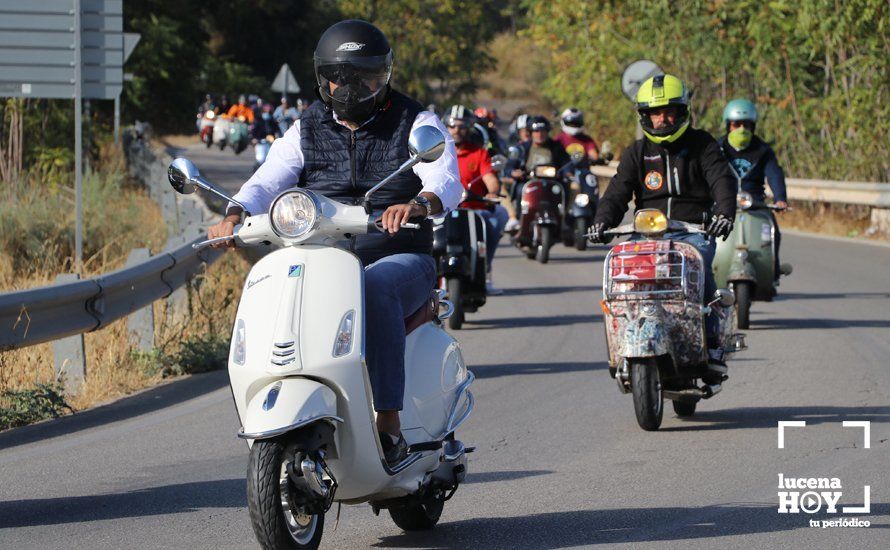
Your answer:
[588,222,612,244]
[706,214,734,240]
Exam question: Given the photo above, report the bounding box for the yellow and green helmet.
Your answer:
[635,74,690,144]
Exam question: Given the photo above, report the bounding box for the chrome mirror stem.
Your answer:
[192,175,251,215]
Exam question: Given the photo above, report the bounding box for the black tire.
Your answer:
[446,278,464,330]
[388,497,445,531]
[204,137,212,148]
[218,140,226,151]
[536,226,552,263]
[630,358,663,431]
[672,400,697,417]
[574,218,588,251]
[733,281,753,330]
[247,440,325,550]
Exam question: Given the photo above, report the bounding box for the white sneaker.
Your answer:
[504,218,520,233]
[486,275,503,296]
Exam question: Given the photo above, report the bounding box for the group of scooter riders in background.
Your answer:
[195,93,310,169]
[430,75,789,337]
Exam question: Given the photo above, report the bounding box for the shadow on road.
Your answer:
[467,314,600,330]
[466,470,554,484]
[661,405,890,432]
[545,254,605,264]
[776,292,890,301]
[501,285,601,297]
[0,478,245,528]
[754,318,890,330]
[0,370,229,452]
[371,502,890,548]
[470,361,606,379]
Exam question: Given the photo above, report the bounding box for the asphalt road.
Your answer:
[2,143,889,549]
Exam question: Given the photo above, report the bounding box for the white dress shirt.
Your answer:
[231,110,462,216]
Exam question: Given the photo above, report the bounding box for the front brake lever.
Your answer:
[192,235,234,250]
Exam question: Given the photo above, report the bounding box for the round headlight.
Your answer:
[737,192,753,210]
[270,191,319,238]
[574,194,590,207]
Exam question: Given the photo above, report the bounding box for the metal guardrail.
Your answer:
[0,125,222,360]
[589,163,890,207]
[0,239,222,351]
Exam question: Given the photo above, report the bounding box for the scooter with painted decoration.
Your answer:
[596,209,746,431]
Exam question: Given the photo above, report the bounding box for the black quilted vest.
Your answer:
[299,91,432,265]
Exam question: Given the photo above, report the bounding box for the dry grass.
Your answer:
[1,138,251,427]
[0,251,249,419]
[779,201,882,240]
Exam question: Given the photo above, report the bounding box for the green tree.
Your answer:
[523,0,889,181]
[337,0,498,105]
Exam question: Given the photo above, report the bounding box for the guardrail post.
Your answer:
[164,236,191,320]
[125,248,155,353]
[869,207,890,236]
[51,274,86,394]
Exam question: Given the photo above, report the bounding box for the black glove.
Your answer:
[706,214,734,240]
[588,222,612,244]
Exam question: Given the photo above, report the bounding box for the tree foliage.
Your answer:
[523,0,889,181]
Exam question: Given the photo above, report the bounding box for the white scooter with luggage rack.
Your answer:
[167,125,474,550]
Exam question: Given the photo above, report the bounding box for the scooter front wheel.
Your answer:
[574,218,588,251]
[536,226,552,263]
[733,281,753,329]
[247,440,325,550]
[630,358,663,431]
[446,278,465,330]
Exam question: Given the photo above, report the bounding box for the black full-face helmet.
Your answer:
[314,20,394,124]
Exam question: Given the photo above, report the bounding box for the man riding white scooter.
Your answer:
[207,19,462,467]
[590,74,737,372]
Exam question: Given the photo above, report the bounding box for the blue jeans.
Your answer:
[476,205,509,271]
[631,231,720,345]
[364,253,436,411]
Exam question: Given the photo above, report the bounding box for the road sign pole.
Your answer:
[74,0,83,274]
[114,94,120,144]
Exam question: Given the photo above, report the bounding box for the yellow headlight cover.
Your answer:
[634,209,668,234]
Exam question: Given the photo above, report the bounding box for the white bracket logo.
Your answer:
[776,420,871,515]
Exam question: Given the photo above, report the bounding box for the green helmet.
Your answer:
[635,74,690,144]
[722,98,757,133]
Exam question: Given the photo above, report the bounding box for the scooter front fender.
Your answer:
[239,377,341,441]
[622,315,672,358]
[728,255,757,284]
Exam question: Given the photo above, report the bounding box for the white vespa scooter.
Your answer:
[167,126,474,550]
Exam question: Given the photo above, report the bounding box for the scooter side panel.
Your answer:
[241,378,338,438]
[403,324,468,439]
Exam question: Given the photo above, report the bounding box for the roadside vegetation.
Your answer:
[0,98,250,430]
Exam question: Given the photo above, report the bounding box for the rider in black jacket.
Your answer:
[591,74,736,366]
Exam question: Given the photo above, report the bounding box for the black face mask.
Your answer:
[332,85,377,124]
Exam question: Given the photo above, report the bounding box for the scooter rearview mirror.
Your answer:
[507,146,521,161]
[168,157,199,194]
[408,125,446,163]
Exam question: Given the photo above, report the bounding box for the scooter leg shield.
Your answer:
[240,378,340,441]
[621,316,672,358]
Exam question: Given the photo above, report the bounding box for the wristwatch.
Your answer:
[410,195,432,218]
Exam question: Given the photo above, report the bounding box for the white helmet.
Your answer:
[560,107,584,136]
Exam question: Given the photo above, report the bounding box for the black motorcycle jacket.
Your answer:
[594,128,737,228]
[298,90,432,265]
